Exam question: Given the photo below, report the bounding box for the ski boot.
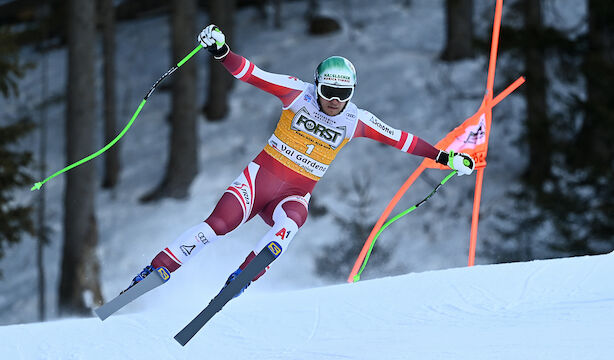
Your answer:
[219,251,268,299]
[121,265,156,295]
[221,268,251,299]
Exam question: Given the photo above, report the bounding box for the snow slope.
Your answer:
[2,252,613,359]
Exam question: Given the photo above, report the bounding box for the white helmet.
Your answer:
[314,56,357,87]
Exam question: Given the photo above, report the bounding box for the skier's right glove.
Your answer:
[435,150,475,176]
[198,24,230,60]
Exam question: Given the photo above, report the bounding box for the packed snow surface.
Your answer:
[2,252,613,359]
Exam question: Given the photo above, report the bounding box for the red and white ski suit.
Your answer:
[152,51,441,279]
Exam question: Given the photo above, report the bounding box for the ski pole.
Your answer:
[31,44,204,191]
[353,170,457,282]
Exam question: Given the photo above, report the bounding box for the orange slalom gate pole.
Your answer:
[467,0,503,265]
[467,167,485,266]
[491,76,526,107]
[486,0,503,95]
[465,75,525,266]
[347,162,428,283]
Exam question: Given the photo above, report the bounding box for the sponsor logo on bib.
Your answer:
[291,108,345,148]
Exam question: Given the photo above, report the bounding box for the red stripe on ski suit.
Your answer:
[165,248,182,264]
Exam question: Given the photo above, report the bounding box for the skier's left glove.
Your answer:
[435,150,475,176]
[198,24,230,60]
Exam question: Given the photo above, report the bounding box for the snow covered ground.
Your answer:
[2,252,613,359]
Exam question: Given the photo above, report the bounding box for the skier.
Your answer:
[124,25,475,295]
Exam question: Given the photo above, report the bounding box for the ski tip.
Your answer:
[31,182,42,191]
[266,241,282,258]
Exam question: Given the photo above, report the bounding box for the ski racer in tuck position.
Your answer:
[124,25,475,295]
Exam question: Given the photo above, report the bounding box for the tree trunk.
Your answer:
[140,0,198,202]
[273,0,282,29]
[36,0,52,322]
[523,0,550,187]
[59,0,103,315]
[100,0,120,189]
[204,0,236,121]
[577,0,614,169]
[306,0,319,21]
[37,36,48,323]
[440,0,474,61]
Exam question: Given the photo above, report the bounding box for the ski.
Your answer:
[94,266,171,321]
[174,241,282,346]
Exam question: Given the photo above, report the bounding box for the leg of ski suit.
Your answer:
[236,194,308,280]
[151,152,313,282]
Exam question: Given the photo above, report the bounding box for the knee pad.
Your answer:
[272,194,309,226]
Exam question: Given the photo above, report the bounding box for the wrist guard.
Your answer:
[209,44,230,60]
[435,150,449,165]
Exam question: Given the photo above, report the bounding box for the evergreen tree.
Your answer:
[0,25,34,277]
[0,26,26,98]
[0,120,35,273]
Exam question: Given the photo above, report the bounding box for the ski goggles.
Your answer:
[317,83,354,102]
